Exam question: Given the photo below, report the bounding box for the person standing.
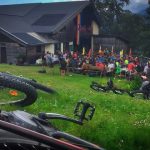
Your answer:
[60,58,67,76]
[44,52,53,67]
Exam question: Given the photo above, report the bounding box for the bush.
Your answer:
[129,76,142,90]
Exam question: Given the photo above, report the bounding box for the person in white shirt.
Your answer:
[107,61,115,76]
[44,52,53,67]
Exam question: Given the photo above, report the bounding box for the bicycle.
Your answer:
[90,79,125,95]
[0,101,103,150]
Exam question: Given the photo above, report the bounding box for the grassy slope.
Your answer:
[0,64,150,150]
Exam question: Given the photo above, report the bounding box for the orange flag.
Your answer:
[87,49,92,58]
[76,14,80,45]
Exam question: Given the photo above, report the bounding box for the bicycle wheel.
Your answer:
[113,88,124,95]
[90,84,106,92]
[0,72,56,94]
[132,92,145,99]
[0,76,37,107]
[90,84,100,91]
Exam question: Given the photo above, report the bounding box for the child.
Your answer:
[60,58,67,76]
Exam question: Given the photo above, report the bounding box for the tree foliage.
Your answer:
[140,5,150,56]
[94,0,130,32]
[94,0,150,56]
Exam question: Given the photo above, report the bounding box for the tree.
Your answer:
[93,0,150,56]
[112,12,145,46]
[139,4,150,56]
[94,0,130,32]
[111,6,150,56]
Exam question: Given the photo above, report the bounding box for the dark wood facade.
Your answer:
[93,35,128,53]
[51,4,98,53]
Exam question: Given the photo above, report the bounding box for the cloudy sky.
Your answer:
[125,0,148,13]
[0,0,148,13]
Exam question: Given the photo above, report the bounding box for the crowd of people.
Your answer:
[57,49,150,78]
[38,49,150,78]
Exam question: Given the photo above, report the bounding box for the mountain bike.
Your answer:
[0,101,103,150]
[90,79,125,95]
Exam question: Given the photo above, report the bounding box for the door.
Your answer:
[0,47,7,63]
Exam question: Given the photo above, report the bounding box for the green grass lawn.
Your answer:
[0,64,150,150]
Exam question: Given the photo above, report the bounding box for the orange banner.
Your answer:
[76,14,80,45]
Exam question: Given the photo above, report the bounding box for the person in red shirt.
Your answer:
[127,61,136,72]
[72,52,78,59]
[127,61,137,77]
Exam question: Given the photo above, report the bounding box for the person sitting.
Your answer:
[97,55,105,63]
[124,59,129,67]
[130,74,150,99]
[107,61,115,76]
[115,61,121,77]
[144,62,150,78]
[127,61,137,78]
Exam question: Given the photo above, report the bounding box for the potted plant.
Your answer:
[16,54,26,65]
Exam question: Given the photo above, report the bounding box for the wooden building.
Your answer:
[93,34,129,53]
[0,1,100,64]
[0,1,128,64]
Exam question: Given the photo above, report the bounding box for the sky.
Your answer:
[125,0,148,13]
[0,0,148,13]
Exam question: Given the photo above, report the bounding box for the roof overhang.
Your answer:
[0,27,28,46]
[0,27,58,46]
